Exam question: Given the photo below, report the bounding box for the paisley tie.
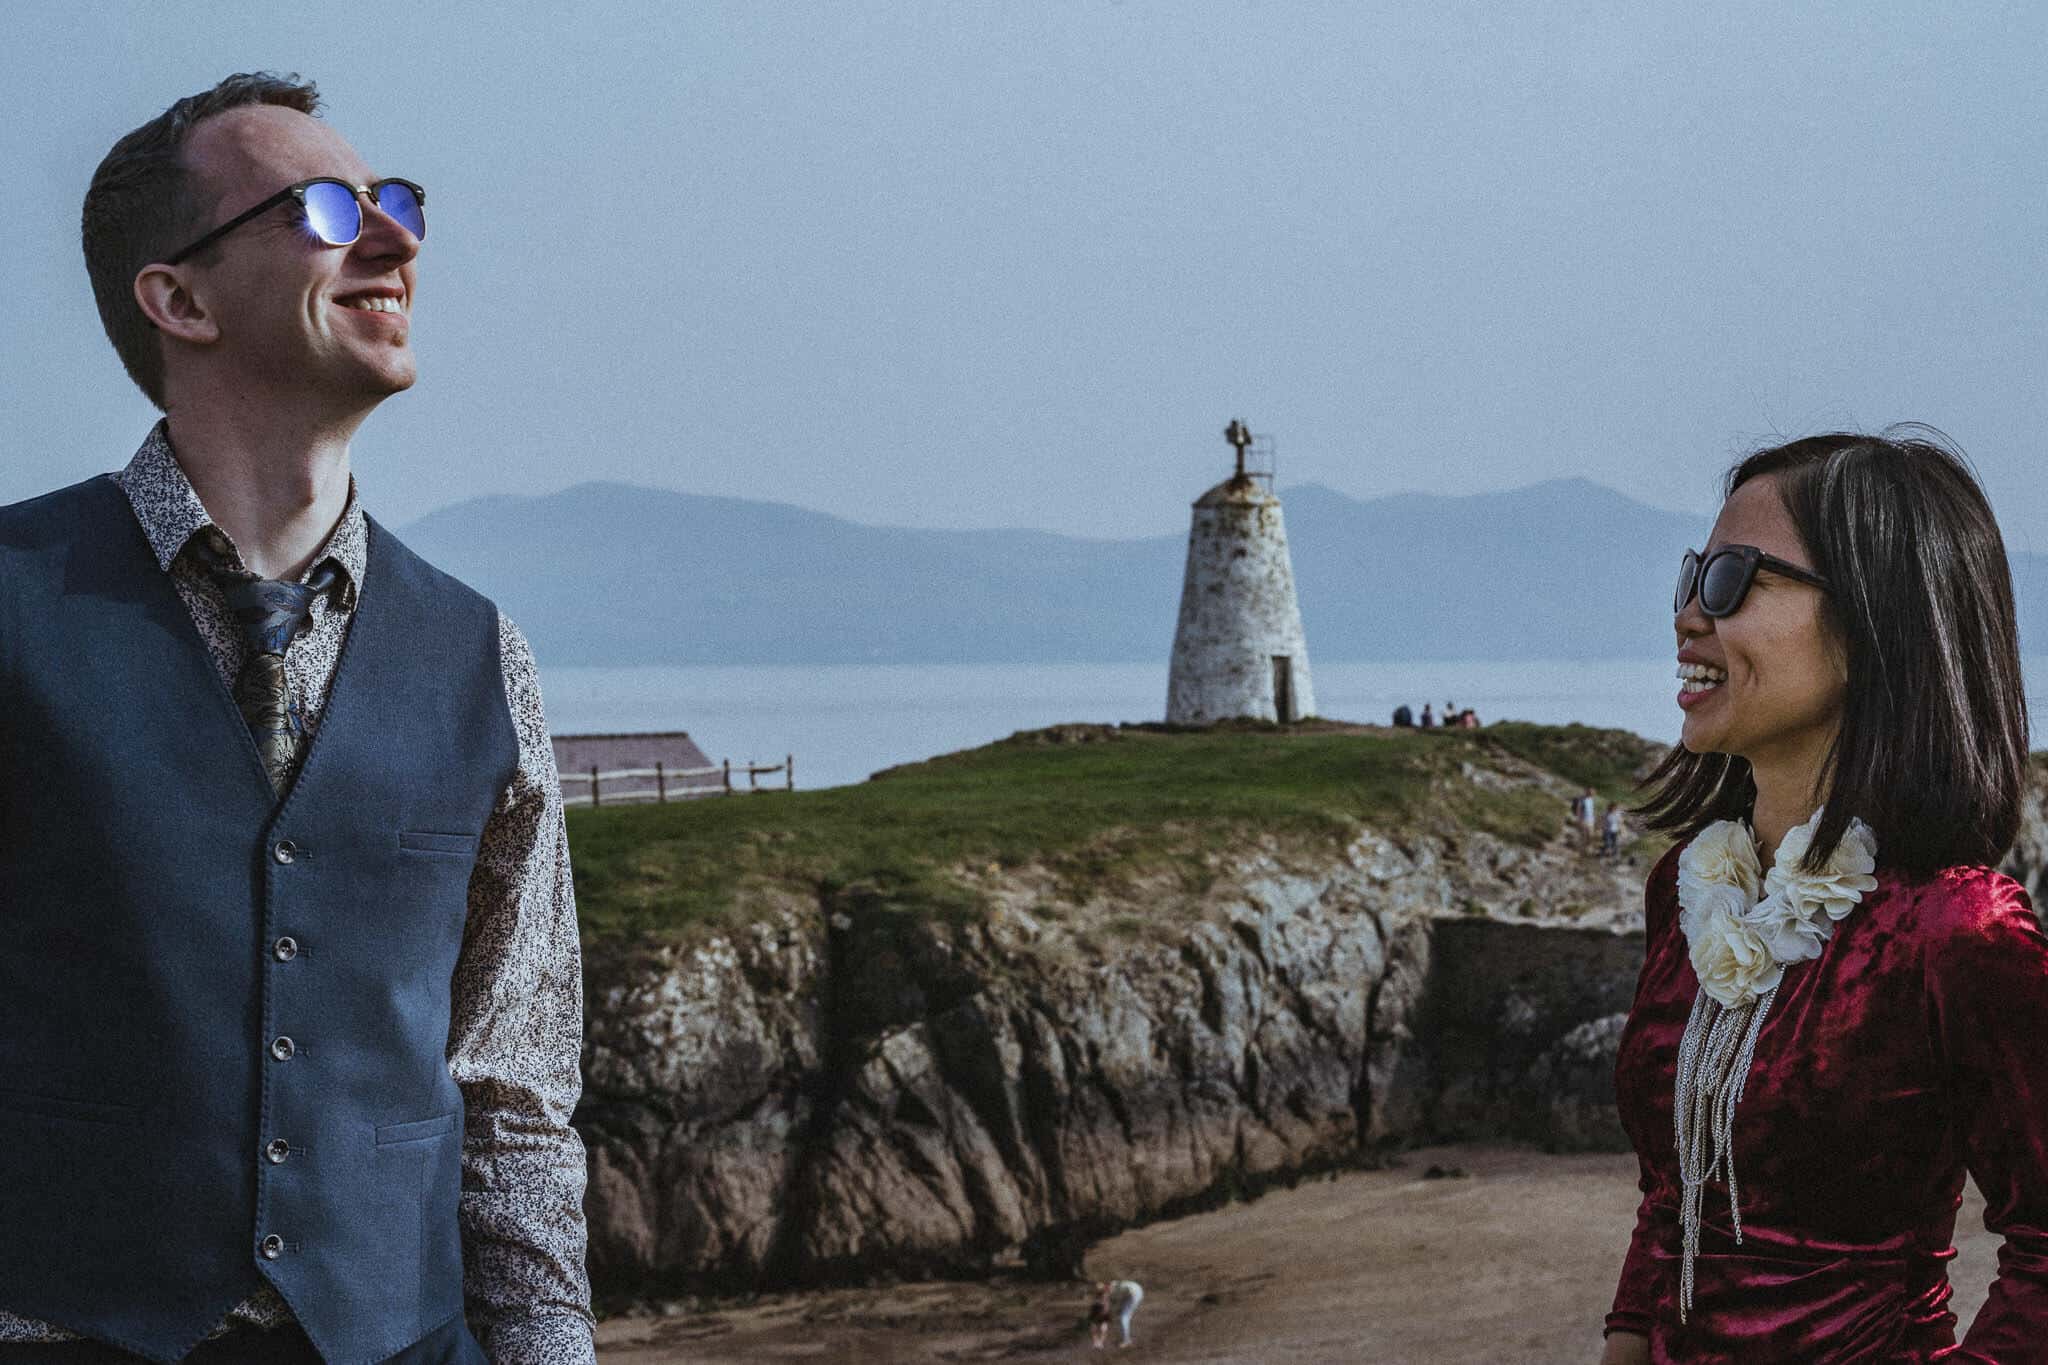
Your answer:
[186,528,341,795]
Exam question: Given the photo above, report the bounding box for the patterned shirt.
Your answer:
[0,424,597,1363]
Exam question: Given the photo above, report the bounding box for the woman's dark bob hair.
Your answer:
[1636,426,2032,879]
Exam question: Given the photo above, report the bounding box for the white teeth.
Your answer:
[340,295,403,313]
[1677,662,1727,696]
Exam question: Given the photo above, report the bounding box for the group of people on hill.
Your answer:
[1391,700,1480,729]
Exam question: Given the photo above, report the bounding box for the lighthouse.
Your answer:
[1166,419,1316,725]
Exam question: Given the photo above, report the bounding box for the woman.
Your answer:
[1600,430,2047,1362]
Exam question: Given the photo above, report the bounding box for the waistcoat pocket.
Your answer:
[398,830,478,856]
[376,1111,459,1145]
[0,1087,140,1127]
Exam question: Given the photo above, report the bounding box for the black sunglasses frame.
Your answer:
[161,177,426,266]
[1676,545,1830,619]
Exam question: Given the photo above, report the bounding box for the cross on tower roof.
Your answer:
[1224,418,1252,481]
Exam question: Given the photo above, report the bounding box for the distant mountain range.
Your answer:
[396,477,2048,666]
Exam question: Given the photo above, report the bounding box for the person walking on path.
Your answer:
[1574,788,1600,847]
[0,74,594,1362]
[1602,803,1624,859]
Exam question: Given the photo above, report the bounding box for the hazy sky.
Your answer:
[6,2,2043,551]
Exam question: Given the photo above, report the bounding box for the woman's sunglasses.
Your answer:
[1675,545,1830,618]
[162,177,426,266]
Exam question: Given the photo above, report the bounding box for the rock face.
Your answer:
[576,810,1658,1297]
[2006,758,2048,908]
[574,760,2048,1300]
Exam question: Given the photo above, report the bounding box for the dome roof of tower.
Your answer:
[1192,475,1279,509]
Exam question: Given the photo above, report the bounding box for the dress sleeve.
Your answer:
[1605,1192,1660,1339]
[1606,843,1684,1339]
[1925,870,2048,1363]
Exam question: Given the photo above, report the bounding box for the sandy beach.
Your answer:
[594,1143,1997,1363]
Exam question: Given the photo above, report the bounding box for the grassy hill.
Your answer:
[566,720,1670,947]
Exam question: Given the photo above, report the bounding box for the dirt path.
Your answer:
[594,1144,1996,1363]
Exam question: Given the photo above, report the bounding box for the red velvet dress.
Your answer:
[1607,841,2048,1362]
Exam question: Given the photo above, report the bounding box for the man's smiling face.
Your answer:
[174,103,419,408]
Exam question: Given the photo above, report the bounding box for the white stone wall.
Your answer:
[1165,479,1316,724]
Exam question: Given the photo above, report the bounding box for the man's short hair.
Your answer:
[81,72,321,410]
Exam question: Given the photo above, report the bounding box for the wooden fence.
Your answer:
[560,755,794,808]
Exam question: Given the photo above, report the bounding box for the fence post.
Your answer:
[723,758,732,795]
[749,760,758,792]
[590,765,600,809]
[655,761,666,804]
[786,753,794,792]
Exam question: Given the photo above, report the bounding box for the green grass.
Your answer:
[1479,720,1664,801]
[566,721,1667,948]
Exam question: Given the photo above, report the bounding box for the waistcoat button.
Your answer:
[273,936,298,962]
[269,1035,295,1062]
[273,839,297,865]
[259,1233,284,1260]
[265,1138,290,1164]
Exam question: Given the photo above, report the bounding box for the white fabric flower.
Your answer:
[1676,807,1880,1007]
[1678,820,1764,902]
[1770,810,1820,868]
[1679,877,1752,940]
[1740,894,1828,964]
[1768,812,1879,924]
[1688,903,1785,1007]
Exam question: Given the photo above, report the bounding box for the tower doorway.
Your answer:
[1272,655,1295,724]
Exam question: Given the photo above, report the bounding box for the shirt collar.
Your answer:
[111,420,366,611]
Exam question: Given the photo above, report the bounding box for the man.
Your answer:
[1574,787,1599,848]
[0,74,595,1362]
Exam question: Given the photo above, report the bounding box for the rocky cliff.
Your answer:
[571,731,2048,1302]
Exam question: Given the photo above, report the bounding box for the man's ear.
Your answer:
[134,264,221,346]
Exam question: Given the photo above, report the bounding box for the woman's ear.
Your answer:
[133,264,221,346]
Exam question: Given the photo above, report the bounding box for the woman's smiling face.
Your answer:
[1676,473,1848,769]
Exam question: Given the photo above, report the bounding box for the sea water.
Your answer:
[535,655,2048,793]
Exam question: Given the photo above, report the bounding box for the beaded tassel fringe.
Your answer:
[1672,983,1776,1322]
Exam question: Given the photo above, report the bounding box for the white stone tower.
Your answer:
[1166,420,1316,725]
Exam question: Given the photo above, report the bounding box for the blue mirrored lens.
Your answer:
[301,181,361,246]
[376,181,425,240]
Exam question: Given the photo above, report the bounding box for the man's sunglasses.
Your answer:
[1675,545,1830,618]
[162,178,426,266]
